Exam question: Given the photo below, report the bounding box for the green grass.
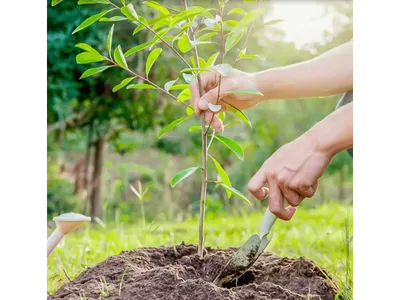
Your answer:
[48,202,353,298]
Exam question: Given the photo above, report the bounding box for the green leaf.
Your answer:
[112,77,134,92]
[238,52,265,60]
[170,167,200,188]
[171,7,205,25]
[121,0,125,5]
[80,65,113,79]
[177,88,191,102]
[76,52,104,64]
[178,35,193,53]
[206,52,219,67]
[78,0,109,4]
[264,19,284,26]
[223,102,252,128]
[100,16,127,22]
[180,67,210,73]
[158,116,190,138]
[133,23,146,36]
[169,84,189,91]
[227,8,247,15]
[145,48,162,77]
[226,89,264,96]
[120,4,138,21]
[189,126,202,132]
[225,28,245,53]
[51,0,63,6]
[127,83,156,89]
[220,184,251,205]
[72,9,113,34]
[209,155,232,198]
[113,45,128,69]
[224,120,241,129]
[218,112,226,122]
[237,9,265,28]
[198,32,218,41]
[107,24,114,58]
[150,28,171,43]
[75,43,102,56]
[214,135,244,161]
[182,73,195,84]
[186,106,194,116]
[215,64,232,76]
[143,1,170,15]
[164,78,178,91]
[124,41,155,57]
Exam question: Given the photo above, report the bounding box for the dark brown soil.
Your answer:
[49,244,338,300]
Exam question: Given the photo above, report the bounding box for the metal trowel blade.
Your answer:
[213,234,261,286]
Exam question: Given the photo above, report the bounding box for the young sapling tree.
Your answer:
[53,0,282,258]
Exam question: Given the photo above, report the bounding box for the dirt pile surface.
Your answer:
[49,244,338,300]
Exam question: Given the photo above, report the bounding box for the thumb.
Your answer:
[198,79,233,110]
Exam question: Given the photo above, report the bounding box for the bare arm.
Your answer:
[308,102,353,156]
[254,41,353,100]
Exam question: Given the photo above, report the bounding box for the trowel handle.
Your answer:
[259,207,277,238]
[47,228,65,257]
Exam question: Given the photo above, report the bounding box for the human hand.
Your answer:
[189,68,265,132]
[247,134,333,220]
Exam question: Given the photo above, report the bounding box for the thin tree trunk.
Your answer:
[83,123,93,214]
[90,136,105,220]
[163,156,173,219]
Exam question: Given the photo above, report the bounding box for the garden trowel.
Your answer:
[213,207,277,286]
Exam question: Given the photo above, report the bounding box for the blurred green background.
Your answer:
[47,0,352,296]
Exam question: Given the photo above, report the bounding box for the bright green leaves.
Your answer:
[78,0,109,4]
[100,16,127,22]
[209,155,232,198]
[178,35,193,53]
[79,65,113,79]
[127,83,156,89]
[51,0,63,7]
[72,9,113,35]
[177,89,191,102]
[75,43,104,64]
[143,1,170,16]
[120,4,138,21]
[226,89,264,96]
[114,45,128,69]
[220,184,251,205]
[215,64,232,76]
[225,28,245,53]
[264,19,285,26]
[76,52,104,64]
[169,84,189,91]
[227,8,247,16]
[158,116,190,138]
[223,102,252,128]
[214,135,244,161]
[124,41,154,57]
[164,78,179,92]
[206,53,219,67]
[180,67,210,73]
[75,43,102,55]
[170,167,201,188]
[112,77,134,92]
[107,24,114,58]
[145,48,162,77]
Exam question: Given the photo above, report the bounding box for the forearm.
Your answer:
[306,102,353,157]
[254,41,353,100]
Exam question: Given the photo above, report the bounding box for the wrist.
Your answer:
[304,105,353,158]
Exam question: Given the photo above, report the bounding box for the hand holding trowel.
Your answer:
[213,206,279,286]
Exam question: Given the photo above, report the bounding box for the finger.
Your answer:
[189,79,201,116]
[280,186,303,207]
[268,179,296,221]
[248,170,269,200]
[200,78,233,105]
[190,72,216,116]
[212,116,223,132]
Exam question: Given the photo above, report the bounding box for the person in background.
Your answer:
[190,40,353,220]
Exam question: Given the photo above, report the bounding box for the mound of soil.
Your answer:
[49,244,338,300]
